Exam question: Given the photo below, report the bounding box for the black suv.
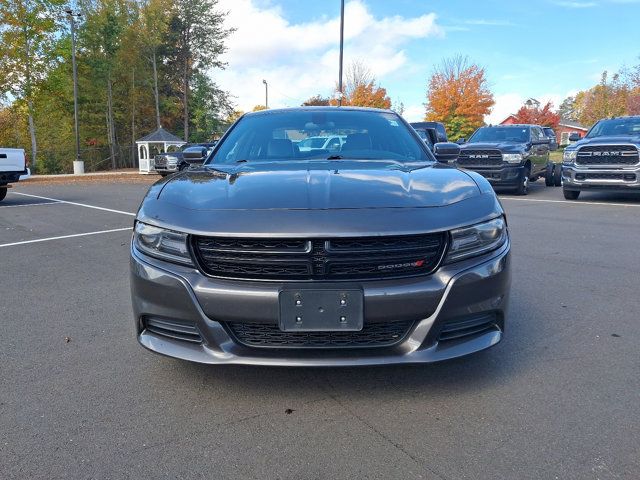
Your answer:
[154,142,217,176]
[562,116,640,200]
[457,124,560,195]
[410,122,448,151]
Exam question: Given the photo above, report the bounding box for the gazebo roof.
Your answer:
[136,127,185,144]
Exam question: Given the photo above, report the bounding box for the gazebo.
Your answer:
[136,127,186,174]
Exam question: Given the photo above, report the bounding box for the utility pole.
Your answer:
[338,0,345,106]
[66,9,83,174]
[262,79,268,109]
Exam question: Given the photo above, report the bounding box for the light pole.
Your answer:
[338,0,345,106]
[262,79,268,109]
[66,9,83,174]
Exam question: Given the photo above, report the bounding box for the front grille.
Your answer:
[227,320,414,349]
[575,172,636,181]
[457,149,503,167]
[144,317,202,343]
[154,155,167,166]
[576,145,639,166]
[193,234,447,281]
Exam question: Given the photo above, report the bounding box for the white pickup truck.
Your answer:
[0,148,31,202]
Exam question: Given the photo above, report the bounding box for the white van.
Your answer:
[0,148,31,202]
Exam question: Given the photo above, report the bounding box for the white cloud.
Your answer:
[214,0,443,111]
[401,104,425,122]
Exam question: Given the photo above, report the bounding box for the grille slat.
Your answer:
[577,145,639,166]
[227,321,414,349]
[457,149,503,167]
[145,318,202,343]
[193,233,447,281]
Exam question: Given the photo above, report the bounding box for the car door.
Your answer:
[529,127,549,175]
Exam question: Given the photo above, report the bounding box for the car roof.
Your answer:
[244,106,396,117]
[484,124,539,129]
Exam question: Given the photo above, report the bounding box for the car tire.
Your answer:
[545,164,554,186]
[563,188,580,200]
[553,164,562,187]
[0,187,7,202]
[515,167,530,196]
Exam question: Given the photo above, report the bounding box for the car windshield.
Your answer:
[209,109,432,164]
[468,127,530,143]
[586,118,640,138]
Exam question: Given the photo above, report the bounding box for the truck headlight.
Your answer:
[133,222,193,266]
[563,150,577,164]
[445,217,507,264]
[503,153,523,164]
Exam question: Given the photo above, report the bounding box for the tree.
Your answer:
[342,82,391,109]
[302,95,331,106]
[166,0,233,141]
[344,59,373,100]
[558,96,578,121]
[252,105,267,111]
[425,55,494,140]
[574,71,628,126]
[511,101,560,128]
[0,0,65,169]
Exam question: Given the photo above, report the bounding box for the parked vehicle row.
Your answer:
[154,142,217,176]
[0,148,30,202]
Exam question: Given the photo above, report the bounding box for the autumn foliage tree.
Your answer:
[511,101,560,128]
[425,55,494,140]
[330,60,392,109]
[574,72,629,126]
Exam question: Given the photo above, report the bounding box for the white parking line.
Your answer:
[0,227,133,248]
[11,192,136,216]
[499,197,640,208]
[0,201,61,208]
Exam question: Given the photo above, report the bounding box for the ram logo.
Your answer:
[469,154,490,159]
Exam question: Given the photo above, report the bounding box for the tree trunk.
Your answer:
[152,50,161,130]
[183,62,189,141]
[27,100,37,169]
[106,72,117,169]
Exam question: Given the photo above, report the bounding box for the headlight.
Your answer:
[445,217,507,264]
[503,153,523,164]
[133,222,193,266]
[563,150,577,164]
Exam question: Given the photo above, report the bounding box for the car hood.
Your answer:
[461,142,526,153]
[154,161,481,211]
[569,136,640,149]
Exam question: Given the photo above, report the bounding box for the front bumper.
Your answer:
[461,165,524,187]
[130,239,511,366]
[563,165,640,191]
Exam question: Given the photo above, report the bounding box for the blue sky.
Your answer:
[216,0,640,122]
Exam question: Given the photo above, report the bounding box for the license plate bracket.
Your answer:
[279,288,363,332]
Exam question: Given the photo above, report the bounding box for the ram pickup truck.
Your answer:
[457,124,560,195]
[0,148,31,202]
[154,142,217,176]
[562,116,640,200]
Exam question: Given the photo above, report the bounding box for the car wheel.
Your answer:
[553,164,562,187]
[0,187,7,202]
[515,168,530,196]
[563,188,580,200]
[545,164,554,186]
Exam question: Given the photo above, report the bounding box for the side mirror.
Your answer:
[434,142,460,163]
[456,138,466,145]
[183,147,208,164]
[568,132,582,142]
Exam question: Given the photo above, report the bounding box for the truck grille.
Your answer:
[192,234,447,281]
[226,320,414,349]
[576,145,639,166]
[575,172,636,181]
[457,149,503,167]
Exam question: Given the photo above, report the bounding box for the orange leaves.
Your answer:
[512,101,560,128]
[425,56,494,139]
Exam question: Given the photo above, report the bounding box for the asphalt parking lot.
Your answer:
[1,178,639,480]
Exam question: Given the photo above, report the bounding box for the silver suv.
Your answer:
[130,107,511,366]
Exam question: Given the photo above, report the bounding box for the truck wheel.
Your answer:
[0,187,7,202]
[553,164,562,186]
[563,189,580,200]
[545,164,554,186]
[515,168,530,196]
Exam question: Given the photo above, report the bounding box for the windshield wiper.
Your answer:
[326,155,344,160]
